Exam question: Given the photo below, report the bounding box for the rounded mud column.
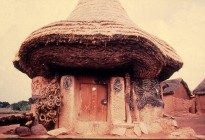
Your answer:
[132,78,176,133]
[31,76,49,118]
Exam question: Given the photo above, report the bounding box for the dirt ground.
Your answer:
[0,113,205,139]
[175,113,205,135]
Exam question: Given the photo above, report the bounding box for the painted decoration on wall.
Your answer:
[133,79,164,110]
[63,76,72,90]
[113,78,122,93]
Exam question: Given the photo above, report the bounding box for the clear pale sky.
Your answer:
[0,0,205,103]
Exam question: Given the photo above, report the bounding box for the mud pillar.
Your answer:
[110,77,125,124]
[30,76,48,116]
[133,78,165,133]
[58,75,75,131]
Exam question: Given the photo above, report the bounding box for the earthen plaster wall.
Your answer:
[163,96,193,115]
[196,95,205,113]
[57,75,75,131]
[173,83,190,99]
[163,83,193,115]
[110,77,125,124]
[31,76,49,116]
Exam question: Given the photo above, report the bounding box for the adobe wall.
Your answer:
[31,76,61,130]
[173,83,189,99]
[163,95,175,114]
[110,77,125,124]
[30,76,179,135]
[163,96,194,115]
[133,79,166,133]
[56,76,75,131]
[163,84,195,115]
[57,76,124,135]
[173,97,193,112]
[196,95,205,113]
[31,76,49,116]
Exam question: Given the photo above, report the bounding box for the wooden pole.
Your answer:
[132,82,140,122]
[125,73,132,123]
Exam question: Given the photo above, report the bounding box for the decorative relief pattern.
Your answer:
[63,76,72,90]
[35,80,62,130]
[133,79,164,110]
[32,79,42,94]
[113,78,122,93]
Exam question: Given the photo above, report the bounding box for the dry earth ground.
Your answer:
[0,113,205,139]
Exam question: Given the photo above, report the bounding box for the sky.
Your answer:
[0,0,205,103]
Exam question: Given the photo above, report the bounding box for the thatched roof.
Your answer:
[13,0,183,80]
[193,79,205,95]
[161,78,193,97]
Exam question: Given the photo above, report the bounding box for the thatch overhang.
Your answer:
[161,78,193,97]
[193,79,205,95]
[13,0,183,81]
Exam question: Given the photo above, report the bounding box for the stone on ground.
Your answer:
[15,126,31,137]
[148,122,163,133]
[125,128,137,137]
[172,120,178,127]
[134,124,142,137]
[31,124,47,135]
[111,127,126,136]
[168,127,196,139]
[139,122,148,134]
[47,127,68,136]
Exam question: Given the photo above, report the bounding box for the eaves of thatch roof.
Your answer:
[161,78,193,97]
[193,79,205,95]
[13,0,183,80]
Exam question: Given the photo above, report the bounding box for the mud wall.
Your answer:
[56,75,75,131]
[31,76,61,130]
[173,83,190,99]
[163,96,194,115]
[110,77,125,124]
[133,78,164,110]
[196,95,205,113]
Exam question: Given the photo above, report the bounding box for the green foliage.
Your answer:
[10,100,31,111]
[0,101,10,108]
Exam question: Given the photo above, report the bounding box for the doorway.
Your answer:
[78,83,108,121]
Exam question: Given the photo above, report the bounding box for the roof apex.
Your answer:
[67,0,136,27]
[162,78,192,97]
[193,79,205,95]
[14,0,183,79]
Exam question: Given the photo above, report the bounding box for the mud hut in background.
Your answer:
[161,78,195,115]
[13,0,183,136]
[193,79,205,114]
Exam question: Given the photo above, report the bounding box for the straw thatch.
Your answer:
[193,79,205,95]
[13,0,183,80]
[161,78,192,97]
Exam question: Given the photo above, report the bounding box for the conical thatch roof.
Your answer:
[13,0,183,80]
[161,78,192,97]
[193,79,205,95]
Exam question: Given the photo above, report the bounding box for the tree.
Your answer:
[0,101,10,108]
[10,100,30,111]
[10,103,20,111]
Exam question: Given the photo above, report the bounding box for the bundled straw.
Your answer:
[13,0,183,81]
